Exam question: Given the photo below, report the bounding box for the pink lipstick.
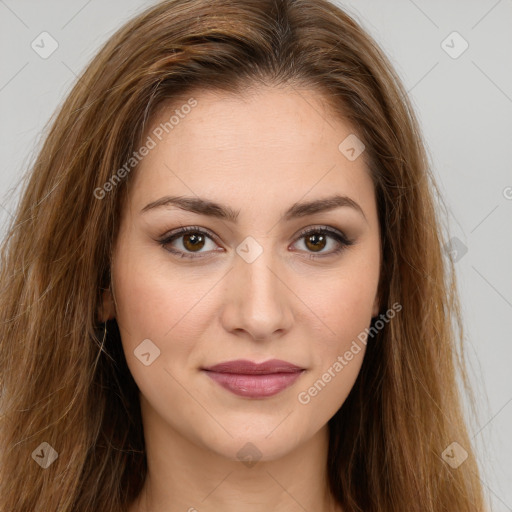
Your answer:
[201,359,305,398]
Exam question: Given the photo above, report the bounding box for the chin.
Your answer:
[195,423,308,464]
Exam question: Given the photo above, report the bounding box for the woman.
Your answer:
[0,0,487,510]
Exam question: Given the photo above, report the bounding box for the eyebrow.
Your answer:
[140,194,367,223]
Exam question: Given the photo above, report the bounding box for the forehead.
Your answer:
[127,86,373,213]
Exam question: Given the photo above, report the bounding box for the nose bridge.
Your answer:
[222,236,293,339]
[238,236,282,305]
[240,244,278,299]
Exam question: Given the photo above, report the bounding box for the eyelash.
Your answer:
[158,225,354,260]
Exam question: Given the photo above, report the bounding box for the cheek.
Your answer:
[112,250,204,341]
[303,280,373,379]
[303,259,378,345]
[111,251,221,395]
[111,255,210,403]
[293,250,379,405]
[294,278,373,416]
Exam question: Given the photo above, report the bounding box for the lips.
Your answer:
[203,359,304,374]
[201,359,305,398]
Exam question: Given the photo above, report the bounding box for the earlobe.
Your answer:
[98,287,116,323]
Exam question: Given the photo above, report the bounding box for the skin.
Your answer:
[100,85,381,512]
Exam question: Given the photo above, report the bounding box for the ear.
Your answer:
[98,287,116,323]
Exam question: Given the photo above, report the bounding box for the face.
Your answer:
[104,85,381,462]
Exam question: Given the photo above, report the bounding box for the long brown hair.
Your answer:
[0,0,487,510]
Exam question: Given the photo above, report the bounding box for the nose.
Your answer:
[219,245,294,342]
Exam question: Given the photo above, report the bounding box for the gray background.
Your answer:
[1,0,511,510]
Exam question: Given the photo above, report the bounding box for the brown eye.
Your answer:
[293,226,354,258]
[304,232,328,252]
[159,225,354,261]
[159,226,219,259]
[182,232,206,252]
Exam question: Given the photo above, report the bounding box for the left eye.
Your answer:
[294,227,353,257]
[159,226,220,258]
[158,225,353,259]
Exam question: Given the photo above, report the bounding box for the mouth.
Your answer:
[201,359,306,399]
